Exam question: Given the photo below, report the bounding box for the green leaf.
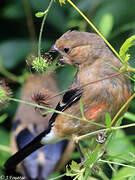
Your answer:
[85,146,99,167]
[120,66,127,72]
[99,13,114,38]
[29,0,50,10]
[110,22,135,39]
[0,114,8,124]
[84,167,91,178]
[0,127,10,167]
[124,112,135,122]
[70,160,80,173]
[115,117,123,127]
[66,165,77,177]
[119,35,135,60]
[106,130,135,163]
[2,0,25,19]
[78,173,85,180]
[0,40,32,69]
[47,4,66,31]
[93,0,135,34]
[35,12,45,18]
[105,113,112,128]
[111,167,135,180]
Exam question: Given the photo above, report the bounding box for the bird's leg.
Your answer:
[96,132,108,144]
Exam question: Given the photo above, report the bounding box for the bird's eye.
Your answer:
[64,47,70,53]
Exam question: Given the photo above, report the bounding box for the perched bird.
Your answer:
[9,74,74,180]
[5,31,131,172]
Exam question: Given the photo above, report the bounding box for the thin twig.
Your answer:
[76,122,135,141]
[9,97,105,128]
[49,70,128,100]
[111,93,135,125]
[67,0,125,64]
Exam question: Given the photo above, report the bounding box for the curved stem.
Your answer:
[111,93,135,125]
[0,58,24,84]
[38,0,54,57]
[67,0,124,64]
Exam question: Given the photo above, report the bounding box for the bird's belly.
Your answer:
[53,105,105,138]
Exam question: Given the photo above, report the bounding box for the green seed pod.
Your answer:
[0,80,12,108]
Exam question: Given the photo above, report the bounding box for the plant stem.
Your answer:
[38,0,54,57]
[98,169,110,180]
[48,173,66,180]
[67,0,124,64]
[111,93,135,125]
[9,97,104,128]
[0,58,24,84]
[49,71,127,100]
[76,123,135,141]
[0,145,11,153]
[127,66,135,72]
[99,159,135,169]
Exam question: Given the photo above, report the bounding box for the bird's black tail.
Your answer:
[4,128,50,171]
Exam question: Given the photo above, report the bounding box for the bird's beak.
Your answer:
[49,44,58,53]
[48,44,60,61]
[49,45,67,65]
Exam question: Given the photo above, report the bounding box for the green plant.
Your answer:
[1,0,135,180]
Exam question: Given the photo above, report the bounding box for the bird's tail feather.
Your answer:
[4,128,50,171]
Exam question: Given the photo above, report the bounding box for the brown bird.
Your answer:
[4,30,131,172]
[10,74,74,180]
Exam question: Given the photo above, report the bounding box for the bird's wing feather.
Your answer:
[49,88,83,126]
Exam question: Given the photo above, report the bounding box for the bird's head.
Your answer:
[51,30,108,66]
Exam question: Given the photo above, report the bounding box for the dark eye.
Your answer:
[64,47,70,53]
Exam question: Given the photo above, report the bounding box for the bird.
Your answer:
[9,73,74,180]
[4,30,131,173]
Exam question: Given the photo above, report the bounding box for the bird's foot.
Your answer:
[96,132,108,144]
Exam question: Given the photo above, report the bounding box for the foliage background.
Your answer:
[0,0,135,179]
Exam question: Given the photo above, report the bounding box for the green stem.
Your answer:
[99,159,135,169]
[67,0,124,64]
[0,58,23,84]
[9,97,105,128]
[76,123,135,141]
[38,0,54,57]
[127,66,135,72]
[48,173,66,180]
[0,145,11,153]
[98,169,110,180]
[111,93,135,125]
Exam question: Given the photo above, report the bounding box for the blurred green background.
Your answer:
[0,0,135,179]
